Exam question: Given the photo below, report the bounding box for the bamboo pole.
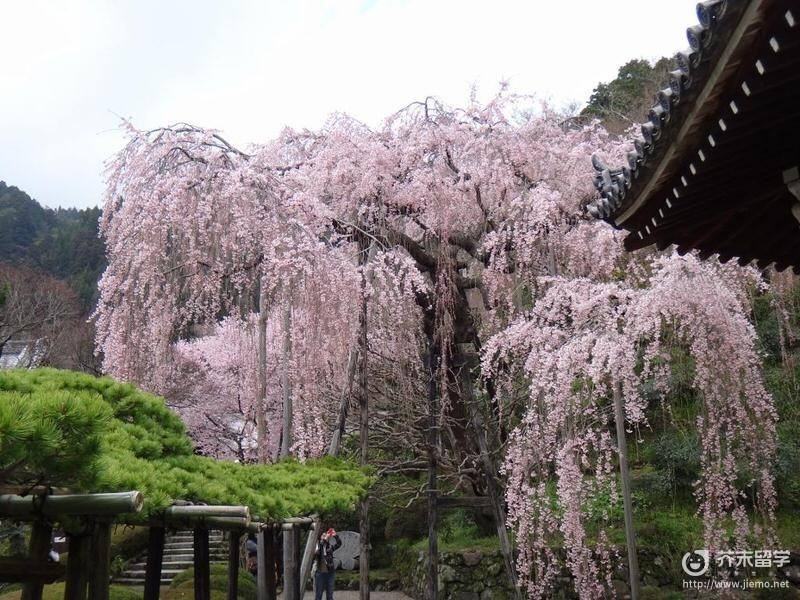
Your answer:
[143,527,166,600]
[165,505,249,519]
[0,491,143,519]
[613,382,640,600]
[165,515,251,530]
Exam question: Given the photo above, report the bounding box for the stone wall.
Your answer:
[397,548,513,600]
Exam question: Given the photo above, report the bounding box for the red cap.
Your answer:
[326,528,336,536]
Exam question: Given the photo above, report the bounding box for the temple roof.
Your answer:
[588,0,800,270]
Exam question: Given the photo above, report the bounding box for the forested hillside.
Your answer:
[0,181,104,310]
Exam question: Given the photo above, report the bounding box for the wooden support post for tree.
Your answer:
[613,382,640,600]
[88,520,112,600]
[458,355,521,600]
[358,239,370,600]
[256,284,269,464]
[280,305,294,458]
[282,524,301,600]
[257,530,268,600]
[227,530,241,600]
[194,528,211,600]
[21,520,53,600]
[329,242,376,458]
[299,517,321,594]
[266,529,278,600]
[426,340,439,600]
[144,527,166,600]
[64,534,89,600]
[328,347,357,457]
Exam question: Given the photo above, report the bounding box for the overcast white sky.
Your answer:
[0,0,698,209]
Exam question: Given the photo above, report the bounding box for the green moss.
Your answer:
[0,369,372,521]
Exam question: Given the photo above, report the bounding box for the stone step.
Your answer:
[113,577,171,585]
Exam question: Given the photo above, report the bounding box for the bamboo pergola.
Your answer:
[0,491,319,600]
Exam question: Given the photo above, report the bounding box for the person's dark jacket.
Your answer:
[315,535,342,572]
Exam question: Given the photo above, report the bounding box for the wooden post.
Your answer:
[257,530,267,600]
[88,521,112,600]
[358,242,370,600]
[21,520,52,600]
[613,382,640,600]
[425,340,439,600]
[266,529,278,600]
[280,305,293,458]
[458,354,521,600]
[299,517,321,594]
[282,524,301,600]
[144,527,166,600]
[257,284,269,464]
[227,530,241,600]
[64,534,89,600]
[329,243,376,458]
[194,528,211,600]
[327,348,358,457]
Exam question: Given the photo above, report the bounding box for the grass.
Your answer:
[0,583,141,600]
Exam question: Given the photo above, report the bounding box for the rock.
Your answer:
[451,592,479,600]
[462,551,483,567]
[780,564,800,585]
[440,564,460,584]
[486,562,502,577]
[611,579,631,600]
[479,589,508,600]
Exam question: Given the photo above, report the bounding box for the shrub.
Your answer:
[0,369,372,521]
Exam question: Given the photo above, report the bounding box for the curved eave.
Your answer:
[588,0,800,269]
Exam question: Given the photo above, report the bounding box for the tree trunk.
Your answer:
[256,285,269,464]
[280,305,293,458]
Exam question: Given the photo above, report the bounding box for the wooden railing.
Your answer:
[0,491,316,600]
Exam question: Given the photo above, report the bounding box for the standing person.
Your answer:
[314,527,341,600]
[246,533,258,578]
